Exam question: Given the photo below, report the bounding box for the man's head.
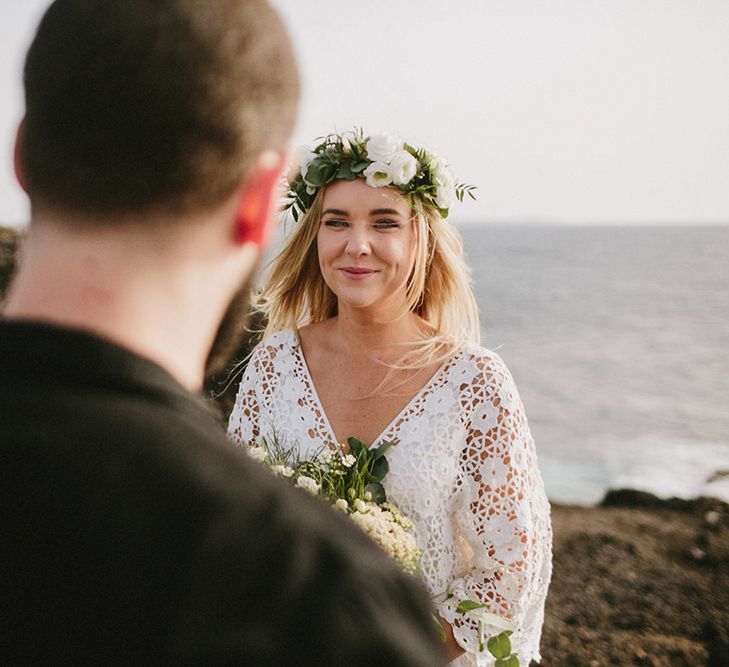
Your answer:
[19,0,298,223]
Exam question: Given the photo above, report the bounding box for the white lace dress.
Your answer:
[227,331,552,666]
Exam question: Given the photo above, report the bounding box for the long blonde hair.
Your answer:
[255,185,481,378]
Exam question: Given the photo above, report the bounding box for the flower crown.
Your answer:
[283,129,476,221]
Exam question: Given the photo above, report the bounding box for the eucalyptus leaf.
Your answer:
[487,632,512,659]
[371,441,394,460]
[370,456,389,482]
[495,655,519,667]
[303,162,327,187]
[456,600,489,614]
[347,437,365,456]
[364,482,386,504]
[336,162,357,180]
[320,163,338,184]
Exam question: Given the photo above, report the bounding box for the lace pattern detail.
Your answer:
[227,331,552,666]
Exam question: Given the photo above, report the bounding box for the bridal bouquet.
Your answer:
[245,434,519,665]
[245,435,421,573]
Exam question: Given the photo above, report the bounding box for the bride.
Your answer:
[228,130,552,665]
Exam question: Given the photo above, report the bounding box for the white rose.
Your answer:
[389,150,418,186]
[425,151,445,172]
[295,475,321,494]
[365,133,401,163]
[271,464,294,478]
[295,144,317,177]
[435,186,456,210]
[335,498,349,512]
[341,454,357,468]
[363,161,393,188]
[433,165,456,209]
[363,491,372,501]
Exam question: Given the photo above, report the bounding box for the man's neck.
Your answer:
[3,218,249,391]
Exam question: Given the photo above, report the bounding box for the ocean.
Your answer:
[458,223,729,505]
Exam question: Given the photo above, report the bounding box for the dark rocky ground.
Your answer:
[541,492,729,666]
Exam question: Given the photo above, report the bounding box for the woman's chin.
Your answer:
[336,295,379,311]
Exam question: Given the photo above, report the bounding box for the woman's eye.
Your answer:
[323,219,348,228]
[374,219,399,229]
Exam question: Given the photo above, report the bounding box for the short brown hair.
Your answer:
[21,0,299,220]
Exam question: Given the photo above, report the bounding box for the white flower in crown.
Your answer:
[365,133,402,163]
[363,161,393,188]
[295,144,318,182]
[389,150,418,186]
[432,163,457,209]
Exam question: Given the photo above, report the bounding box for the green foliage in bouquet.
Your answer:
[245,433,421,573]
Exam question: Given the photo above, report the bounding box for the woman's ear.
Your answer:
[14,119,28,193]
[233,151,287,248]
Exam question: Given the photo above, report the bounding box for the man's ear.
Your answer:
[14,119,28,193]
[233,151,287,248]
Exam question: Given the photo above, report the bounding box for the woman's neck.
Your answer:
[328,306,429,360]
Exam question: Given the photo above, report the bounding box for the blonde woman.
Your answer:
[228,131,552,666]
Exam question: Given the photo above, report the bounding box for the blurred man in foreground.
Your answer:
[0,1,443,664]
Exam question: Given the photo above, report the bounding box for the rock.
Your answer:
[600,488,666,509]
[690,547,706,561]
[705,511,721,526]
[600,488,729,514]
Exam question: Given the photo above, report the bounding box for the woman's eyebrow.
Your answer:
[370,208,402,216]
[321,208,349,216]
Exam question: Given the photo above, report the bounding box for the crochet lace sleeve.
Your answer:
[438,352,553,666]
[226,343,275,447]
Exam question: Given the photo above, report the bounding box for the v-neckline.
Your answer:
[292,331,463,448]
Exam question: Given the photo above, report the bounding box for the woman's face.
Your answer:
[317,179,416,315]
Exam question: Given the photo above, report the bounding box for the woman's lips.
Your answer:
[340,267,377,280]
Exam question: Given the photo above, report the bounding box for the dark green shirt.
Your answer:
[0,321,444,666]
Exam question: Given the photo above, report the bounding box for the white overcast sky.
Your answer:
[1,0,728,227]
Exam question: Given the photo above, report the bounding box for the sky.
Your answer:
[1,0,728,227]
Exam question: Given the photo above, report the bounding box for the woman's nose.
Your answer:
[345,228,370,256]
